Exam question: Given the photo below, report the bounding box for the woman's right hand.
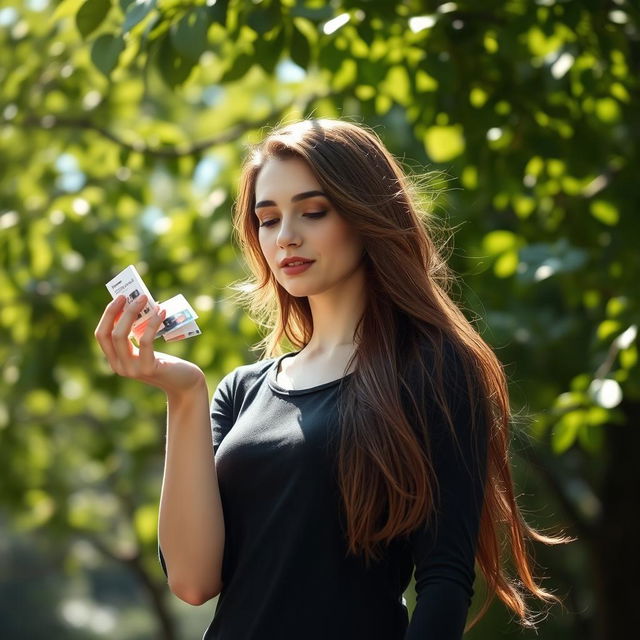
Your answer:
[94,294,205,395]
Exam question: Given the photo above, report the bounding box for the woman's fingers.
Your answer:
[95,294,203,394]
[96,295,171,382]
[112,294,149,374]
[138,306,167,376]
[95,295,126,367]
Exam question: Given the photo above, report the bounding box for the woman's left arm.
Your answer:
[405,345,489,640]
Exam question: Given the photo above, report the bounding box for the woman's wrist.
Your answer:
[165,372,208,406]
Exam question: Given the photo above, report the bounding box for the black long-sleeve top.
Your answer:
[159,338,488,639]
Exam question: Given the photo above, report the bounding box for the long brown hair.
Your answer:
[231,118,573,631]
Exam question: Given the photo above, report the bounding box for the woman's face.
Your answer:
[254,156,365,299]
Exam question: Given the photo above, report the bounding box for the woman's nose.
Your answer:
[277,218,301,248]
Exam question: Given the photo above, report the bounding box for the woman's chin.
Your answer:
[283,286,314,298]
[278,281,323,298]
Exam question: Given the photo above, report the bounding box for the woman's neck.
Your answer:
[304,268,366,356]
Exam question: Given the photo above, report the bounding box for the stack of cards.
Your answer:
[106,265,202,342]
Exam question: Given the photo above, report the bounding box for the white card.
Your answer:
[105,265,158,335]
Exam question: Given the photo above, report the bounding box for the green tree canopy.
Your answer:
[1,0,638,637]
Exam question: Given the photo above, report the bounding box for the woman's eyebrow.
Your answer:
[255,190,327,209]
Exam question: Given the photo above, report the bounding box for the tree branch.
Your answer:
[17,92,328,158]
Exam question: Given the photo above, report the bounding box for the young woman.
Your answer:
[95,119,572,639]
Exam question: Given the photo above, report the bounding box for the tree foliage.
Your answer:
[1,0,638,637]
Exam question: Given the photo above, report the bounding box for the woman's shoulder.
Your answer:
[213,355,276,398]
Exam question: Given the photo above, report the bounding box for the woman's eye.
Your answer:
[259,211,326,227]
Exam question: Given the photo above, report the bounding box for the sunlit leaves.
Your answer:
[423,125,465,162]
[331,57,357,91]
[551,409,583,453]
[1,6,640,636]
[481,230,522,278]
[52,0,86,22]
[415,69,437,92]
[68,490,119,531]
[620,343,638,371]
[526,25,567,58]
[598,320,622,342]
[482,230,519,255]
[381,66,410,106]
[595,97,621,123]
[20,489,56,529]
[590,200,619,226]
[25,389,55,416]
[28,227,53,278]
[122,0,157,34]
[469,87,488,108]
[134,504,158,545]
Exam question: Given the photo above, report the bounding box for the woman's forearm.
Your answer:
[158,377,225,604]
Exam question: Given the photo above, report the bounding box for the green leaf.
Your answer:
[25,390,55,416]
[469,86,488,108]
[256,28,284,75]
[134,504,158,544]
[595,98,620,123]
[423,125,465,162]
[247,6,280,35]
[332,58,357,92]
[461,165,477,189]
[122,0,156,33]
[590,200,619,226]
[620,344,638,370]
[482,230,518,255]
[494,250,519,278]
[23,489,55,527]
[76,0,111,38]
[578,423,604,453]
[52,0,84,22]
[157,34,195,87]
[416,69,437,92]
[551,411,583,454]
[170,7,210,62]
[90,33,125,76]
[290,23,310,70]
[221,52,254,83]
[382,66,410,106]
[513,195,536,218]
[357,21,374,46]
[527,25,564,58]
[597,320,622,341]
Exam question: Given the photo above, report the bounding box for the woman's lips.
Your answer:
[281,260,315,275]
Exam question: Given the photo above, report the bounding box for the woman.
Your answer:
[95,119,572,639]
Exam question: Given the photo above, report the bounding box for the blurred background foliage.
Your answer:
[0,0,638,638]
